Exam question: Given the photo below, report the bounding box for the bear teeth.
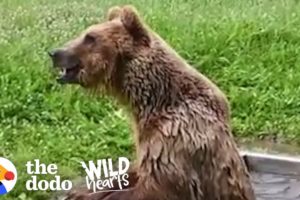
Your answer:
[60,68,67,76]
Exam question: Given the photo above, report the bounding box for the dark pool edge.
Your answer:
[240,151,300,176]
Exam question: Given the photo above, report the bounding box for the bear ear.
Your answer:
[107,6,122,21]
[120,5,150,46]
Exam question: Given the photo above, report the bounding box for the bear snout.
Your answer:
[48,48,82,85]
[48,49,79,69]
[49,48,65,68]
[48,48,65,61]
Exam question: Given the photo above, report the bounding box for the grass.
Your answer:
[0,0,300,199]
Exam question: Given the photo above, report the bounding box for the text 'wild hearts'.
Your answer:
[81,157,130,193]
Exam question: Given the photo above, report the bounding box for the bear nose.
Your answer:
[48,50,54,57]
[48,49,64,59]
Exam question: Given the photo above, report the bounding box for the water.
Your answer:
[251,171,300,200]
[240,140,300,200]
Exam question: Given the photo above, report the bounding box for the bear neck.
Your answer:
[113,56,180,124]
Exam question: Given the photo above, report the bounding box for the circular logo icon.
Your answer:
[0,157,17,195]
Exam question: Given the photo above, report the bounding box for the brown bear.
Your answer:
[49,5,256,200]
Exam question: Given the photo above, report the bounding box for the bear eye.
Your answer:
[84,34,96,44]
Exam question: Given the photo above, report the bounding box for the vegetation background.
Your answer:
[0,0,300,199]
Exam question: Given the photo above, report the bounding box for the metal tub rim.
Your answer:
[240,151,300,176]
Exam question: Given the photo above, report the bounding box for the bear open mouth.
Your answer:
[57,65,81,84]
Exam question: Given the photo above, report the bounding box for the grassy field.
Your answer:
[1,0,300,199]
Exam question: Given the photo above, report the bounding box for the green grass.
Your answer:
[1,0,300,199]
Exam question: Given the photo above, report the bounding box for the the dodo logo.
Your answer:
[0,157,17,195]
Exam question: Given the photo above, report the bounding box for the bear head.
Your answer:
[49,5,150,89]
